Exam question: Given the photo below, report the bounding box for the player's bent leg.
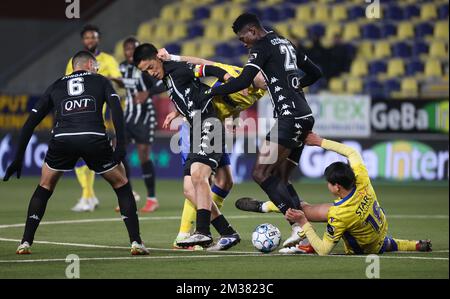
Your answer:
[382,237,432,252]
[101,163,149,255]
[17,164,63,254]
[212,165,233,209]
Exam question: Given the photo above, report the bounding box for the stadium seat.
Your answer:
[415,22,434,38]
[215,43,235,58]
[392,42,411,58]
[274,22,291,38]
[434,21,449,39]
[387,59,405,77]
[136,21,154,42]
[164,43,181,55]
[412,41,429,57]
[397,22,414,39]
[193,7,210,20]
[228,5,244,21]
[424,60,443,77]
[314,5,329,21]
[400,77,419,97]
[154,24,171,41]
[384,78,401,97]
[171,23,187,40]
[350,59,368,77]
[329,77,344,93]
[384,4,404,20]
[187,23,204,39]
[381,23,397,38]
[160,4,178,20]
[295,5,313,22]
[331,4,347,21]
[348,5,365,20]
[203,23,222,40]
[262,7,281,22]
[346,77,363,93]
[342,23,360,41]
[308,23,325,38]
[357,41,373,59]
[362,23,381,39]
[369,60,387,75]
[178,7,193,21]
[404,4,420,19]
[181,40,198,56]
[280,5,295,19]
[438,3,449,19]
[374,41,391,59]
[429,41,448,59]
[289,22,307,39]
[420,3,437,20]
[325,23,342,40]
[210,5,227,20]
[364,79,384,98]
[406,59,424,76]
[199,43,215,58]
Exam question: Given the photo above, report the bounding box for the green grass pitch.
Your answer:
[0,177,448,279]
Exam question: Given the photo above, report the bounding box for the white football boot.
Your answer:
[16,241,32,254]
[130,241,150,255]
[176,232,213,248]
[282,223,305,247]
[71,198,95,212]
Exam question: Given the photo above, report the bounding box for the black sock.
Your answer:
[260,176,296,215]
[114,182,142,244]
[196,209,211,236]
[122,159,133,189]
[22,185,53,245]
[211,215,236,236]
[286,183,302,210]
[141,161,155,198]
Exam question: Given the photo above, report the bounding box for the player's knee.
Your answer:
[183,185,194,200]
[252,167,267,185]
[191,171,208,187]
[214,175,233,191]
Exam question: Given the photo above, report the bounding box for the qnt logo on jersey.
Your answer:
[61,96,97,116]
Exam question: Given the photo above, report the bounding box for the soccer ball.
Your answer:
[251,223,281,253]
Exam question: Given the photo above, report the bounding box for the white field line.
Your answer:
[0,214,448,230]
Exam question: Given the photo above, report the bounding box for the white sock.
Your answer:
[261,202,270,213]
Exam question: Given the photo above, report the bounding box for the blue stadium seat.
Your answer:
[364,79,384,98]
[348,5,365,20]
[285,0,308,4]
[406,59,424,76]
[262,7,281,22]
[308,23,325,38]
[392,41,411,58]
[187,23,204,39]
[215,43,235,58]
[233,44,248,56]
[384,78,401,96]
[369,60,387,75]
[438,3,449,19]
[381,23,397,38]
[415,22,434,38]
[384,5,404,20]
[194,7,210,20]
[246,6,261,18]
[412,41,429,56]
[404,4,420,19]
[165,43,181,54]
[362,23,381,39]
[280,5,295,19]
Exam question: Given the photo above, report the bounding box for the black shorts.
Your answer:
[266,115,315,149]
[125,116,156,145]
[183,116,224,176]
[45,133,118,174]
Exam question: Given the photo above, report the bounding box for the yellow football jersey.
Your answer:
[65,51,121,78]
[323,140,388,254]
[206,62,265,121]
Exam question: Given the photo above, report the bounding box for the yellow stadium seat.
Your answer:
[178,7,193,21]
[203,23,222,40]
[160,4,178,20]
[401,77,419,97]
[199,43,215,58]
[154,24,171,41]
[228,5,244,21]
[329,77,345,93]
[357,41,373,59]
[387,59,405,77]
[331,4,348,21]
[314,5,329,21]
[171,23,187,40]
[429,41,448,59]
[274,22,291,38]
[181,41,198,57]
[342,23,360,41]
[346,77,363,94]
[397,22,415,39]
[325,23,342,40]
[374,41,391,59]
[210,5,227,20]
[289,22,307,39]
[420,3,437,20]
[296,5,313,22]
[425,60,443,77]
[434,21,449,39]
[350,59,368,77]
[222,25,236,40]
[136,22,153,42]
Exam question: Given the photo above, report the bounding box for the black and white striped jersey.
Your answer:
[120,61,165,125]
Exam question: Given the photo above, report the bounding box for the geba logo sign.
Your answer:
[61,96,96,116]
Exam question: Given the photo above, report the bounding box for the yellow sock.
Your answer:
[392,238,417,251]
[262,201,281,213]
[179,199,196,234]
[75,166,89,199]
[84,168,96,199]
[212,192,224,210]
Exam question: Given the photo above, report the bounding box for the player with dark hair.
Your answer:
[134,43,240,250]
[66,24,123,212]
[283,132,432,255]
[117,36,166,213]
[199,13,323,248]
[4,51,149,255]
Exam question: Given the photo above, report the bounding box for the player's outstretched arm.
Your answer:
[285,208,336,256]
[305,132,364,167]
[157,48,216,65]
[3,89,53,181]
[208,65,259,96]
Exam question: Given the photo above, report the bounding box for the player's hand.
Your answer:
[239,88,249,96]
[285,208,307,226]
[157,48,170,61]
[223,73,233,82]
[3,159,23,181]
[133,91,149,104]
[305,131,323,147]
[163,111,180,129]
[113,145,126,163]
